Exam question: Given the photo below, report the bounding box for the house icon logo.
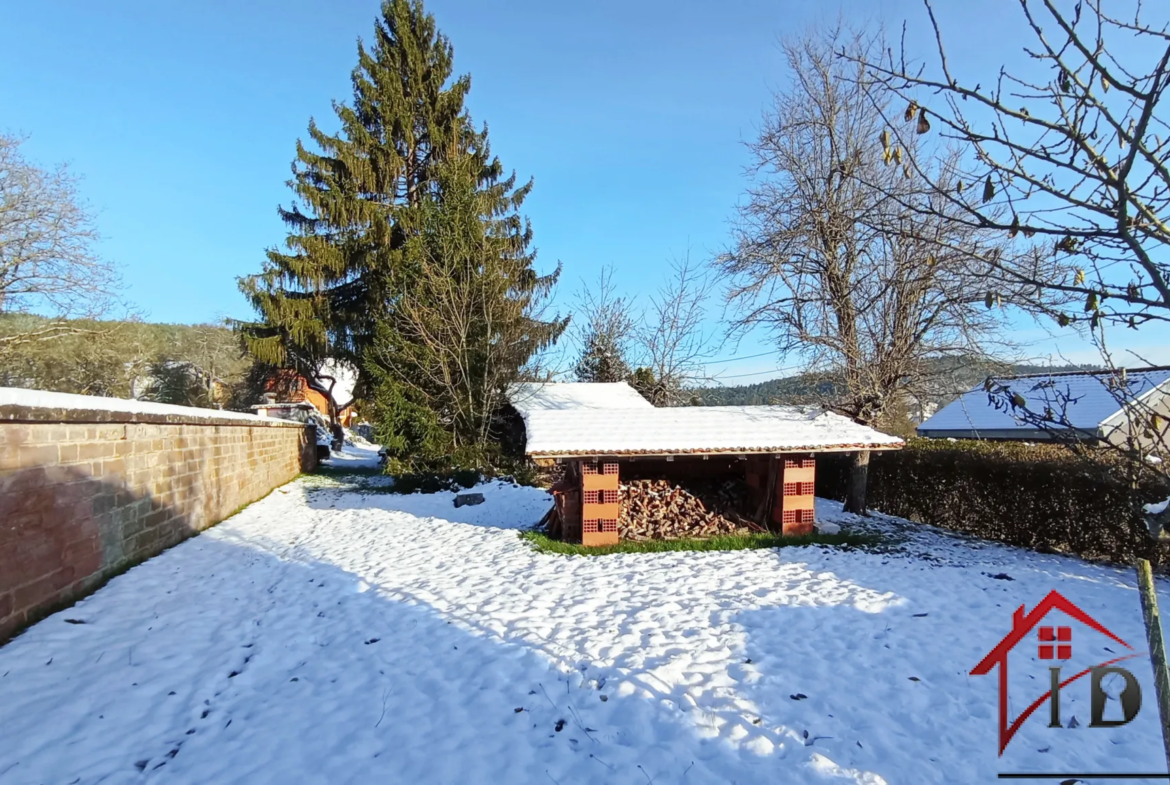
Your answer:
[971,590,1147,756]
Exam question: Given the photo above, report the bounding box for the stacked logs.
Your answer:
[618,478,761,540]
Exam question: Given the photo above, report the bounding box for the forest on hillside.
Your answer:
[0,314,262,408]
[693,360,1103,410]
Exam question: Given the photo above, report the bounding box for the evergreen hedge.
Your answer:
[816,439,1169,564]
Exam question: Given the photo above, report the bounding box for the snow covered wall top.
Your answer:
[918,369,1170,436]
[521,404,904,458]
[507,382,653,414]
[0,387,305,426]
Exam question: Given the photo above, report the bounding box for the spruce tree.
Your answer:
[366,144,566,470]
[236,0,473,417]
[573,332,632,383]
[238,0,565,458]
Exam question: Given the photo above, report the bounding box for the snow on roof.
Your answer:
[507,382,653,414]
[317,359,357,406]
[918,368,1170,435]
[521,404,903,457]
[0,387,291,424]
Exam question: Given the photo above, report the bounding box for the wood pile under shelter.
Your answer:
[619,478,753,540]
[511,383,904,547]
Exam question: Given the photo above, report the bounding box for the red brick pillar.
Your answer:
[774,454,816,536]
[580,460,620,546]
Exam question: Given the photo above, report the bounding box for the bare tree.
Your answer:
[717,28,1024,512]
[572,266,638,383]
[637,255,716,406]
[0,134,120,345]
[858,9,1170,738]
[855,2,1170,484]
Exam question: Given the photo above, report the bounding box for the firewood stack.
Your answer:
[618,478,761,540]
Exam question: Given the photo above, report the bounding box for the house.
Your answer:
[917,367,1170,448]
[264,360,359,427]
[507,382,903,546]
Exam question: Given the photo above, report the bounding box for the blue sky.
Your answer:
[3,0,1165,381]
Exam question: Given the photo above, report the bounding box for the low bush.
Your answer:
[817,439,1169,564]
[378,471,478,495]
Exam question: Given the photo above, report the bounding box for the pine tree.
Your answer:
[236,0,475,423]
[570,267,636,384]
[573,332,632,383]
[366,146,566,470]
[237,0,565,463]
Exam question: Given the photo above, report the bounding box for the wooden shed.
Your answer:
[508,383,905,546]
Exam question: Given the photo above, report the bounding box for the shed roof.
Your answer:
[520,404,904,458]
[918,368,1170,437]
[507,382,653,414]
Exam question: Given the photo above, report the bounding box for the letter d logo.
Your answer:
[1089,667,1142,727]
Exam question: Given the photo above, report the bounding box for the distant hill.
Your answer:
[0,314,257,407]
[692,360,1102,411]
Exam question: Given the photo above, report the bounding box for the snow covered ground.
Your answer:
[324,438,384,471]
[1,466,1168,784]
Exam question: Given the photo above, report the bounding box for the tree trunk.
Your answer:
[844,450,870,515]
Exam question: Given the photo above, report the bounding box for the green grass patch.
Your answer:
[518,529,881,556]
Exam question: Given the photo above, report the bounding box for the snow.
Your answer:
[324,439,383,470]
[1,478,1167,783]
[813,519,841,535]
[507,381,653,413]
[0,387,286,424]
[919,369,1170,436]
[1144,497,1169,516]
[521,405,904,457]
[317,360,358,407]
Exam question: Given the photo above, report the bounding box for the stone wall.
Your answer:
[0,390,317,642]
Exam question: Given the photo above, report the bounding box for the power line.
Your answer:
[712,364,803,381]
[698,350,775,366]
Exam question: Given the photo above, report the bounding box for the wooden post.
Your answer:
[756,457,779,532]
[1137,557,1170,772]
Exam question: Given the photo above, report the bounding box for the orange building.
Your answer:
[265,370,358,426]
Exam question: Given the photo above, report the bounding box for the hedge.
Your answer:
[816,439,1170,565]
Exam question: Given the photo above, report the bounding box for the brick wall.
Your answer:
[0,397,316,643]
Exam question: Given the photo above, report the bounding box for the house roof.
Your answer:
[918,368,1170,437]
[519,402,904,458]
[507,382,654,414]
